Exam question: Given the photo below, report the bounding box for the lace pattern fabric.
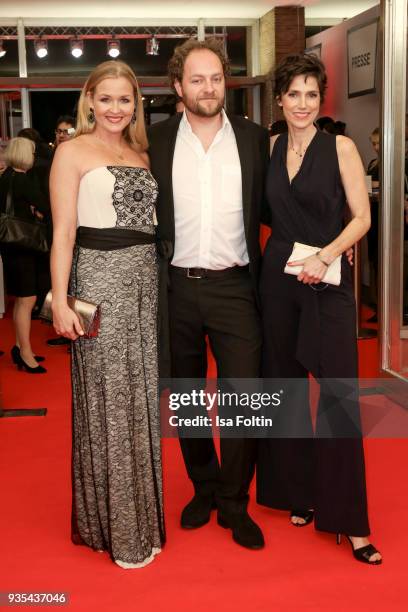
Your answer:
[107,166,158,232]
[70,166,164,567]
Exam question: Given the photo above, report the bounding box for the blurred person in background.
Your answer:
[325,120,346,136]
[0,146,7,175]
[269,119,288,136]
[366,127,380,322]
[316,115,334,132]
[0,137,50,373]
[47,115,76,347]
[18,128,53,318]
[18,127,53,197]
[53,115,76,149]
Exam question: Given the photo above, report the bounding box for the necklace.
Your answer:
[93,134,126,161]
[288,142,306,158]
[288,131,316,158]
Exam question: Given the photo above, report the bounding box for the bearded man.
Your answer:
[148,38,269,550]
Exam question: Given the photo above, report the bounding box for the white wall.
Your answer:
[306,4,380,168]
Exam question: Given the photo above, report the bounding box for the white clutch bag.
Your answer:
[284,242,342,286]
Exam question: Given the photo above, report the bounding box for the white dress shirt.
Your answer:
[171,110,249,270]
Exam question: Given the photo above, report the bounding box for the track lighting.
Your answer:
[70,39,84,59]
[107,39,120,58]
[146,36,159,56]
[34,39,48,59]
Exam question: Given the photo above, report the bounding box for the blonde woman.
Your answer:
[50,61,164,568]
[0,137,49,373]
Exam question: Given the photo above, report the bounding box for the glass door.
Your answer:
[380,0,408,382]
[0,90,22,144]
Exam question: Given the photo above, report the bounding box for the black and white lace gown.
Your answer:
[70,165,164,568]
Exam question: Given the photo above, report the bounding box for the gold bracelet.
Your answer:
[316,251,329,267]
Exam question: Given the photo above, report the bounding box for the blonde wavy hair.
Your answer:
[76,60,147,152]
[5,137,35,171]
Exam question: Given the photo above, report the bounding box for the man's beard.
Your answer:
[183,94,225,118]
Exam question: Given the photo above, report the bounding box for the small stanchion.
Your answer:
[0,379,47,418]
[0,406,47,418]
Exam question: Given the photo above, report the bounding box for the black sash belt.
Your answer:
[76,226,156,251]
[75,226,173,379]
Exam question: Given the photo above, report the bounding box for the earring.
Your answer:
[88,108,95,123]
[131,109,137,124]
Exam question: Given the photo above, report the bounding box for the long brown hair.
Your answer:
[76,60,147,152]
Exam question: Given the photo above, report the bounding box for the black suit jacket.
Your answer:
[148,112,270,295]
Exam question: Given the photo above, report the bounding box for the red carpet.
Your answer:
[0,308,407,611]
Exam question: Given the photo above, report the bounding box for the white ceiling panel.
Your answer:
[0,1,380,21]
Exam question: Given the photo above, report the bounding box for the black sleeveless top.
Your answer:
[261,130,354,376]
[265,130,346,248]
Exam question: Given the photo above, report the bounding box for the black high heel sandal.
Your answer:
[290,509,314,527]
[11,345,45,364]
[336,534,382,565]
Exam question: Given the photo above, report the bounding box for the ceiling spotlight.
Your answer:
[107,39,120,58]
[34,39,48,59]
[70,39,84,59]
[0,40,6,58]
[146,36,159,56]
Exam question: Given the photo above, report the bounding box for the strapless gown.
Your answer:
[70,165,165,567]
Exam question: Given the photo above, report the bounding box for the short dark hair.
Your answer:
[270,120,288,136]
[168,37,230,89]
[56,115,75,128]
[17,127,41,143]
[273,53,327,103]
[316,116,334,130]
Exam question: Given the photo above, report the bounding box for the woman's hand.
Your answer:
[287,254,328,284]
[52,302,84,340]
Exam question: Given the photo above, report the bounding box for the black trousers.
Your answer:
[257,262,370,536]
[168,266,262,516]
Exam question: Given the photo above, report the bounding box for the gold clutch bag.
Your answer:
[39,290,101,338]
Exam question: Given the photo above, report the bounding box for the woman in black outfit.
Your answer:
[0,137,50,373]
[257,54,382,564]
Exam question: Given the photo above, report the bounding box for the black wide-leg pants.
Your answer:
[168,266,262,516]
[257,257,370,536]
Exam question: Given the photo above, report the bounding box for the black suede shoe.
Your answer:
[47,337,71,347]
[180,494,215,529]
[217,512,264,550]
